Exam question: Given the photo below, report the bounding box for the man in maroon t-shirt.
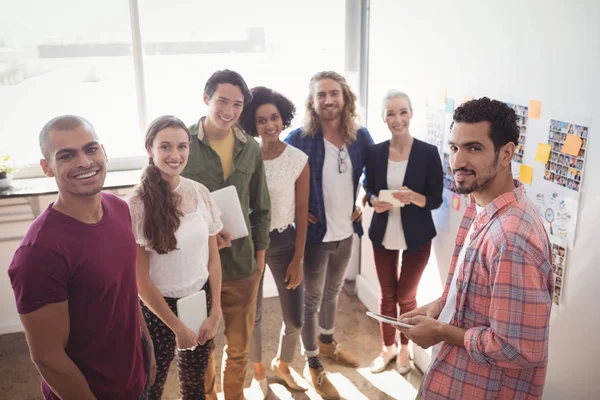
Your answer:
[8,115,155,400]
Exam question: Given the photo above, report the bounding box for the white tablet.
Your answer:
[176,289,207,336]
[366,311,413,329]
[378,190,405,208]
[210,185,249,240]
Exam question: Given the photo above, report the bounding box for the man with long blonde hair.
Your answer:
[285,71,373,399]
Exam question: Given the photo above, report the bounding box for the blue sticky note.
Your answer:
[445,99,455,113]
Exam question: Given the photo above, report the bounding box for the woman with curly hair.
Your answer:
[238,87,310,395]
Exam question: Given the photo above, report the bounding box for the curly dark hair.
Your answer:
[238,86,296,136]
[451,97,519,152]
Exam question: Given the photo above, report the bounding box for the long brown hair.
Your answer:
[303,71,359,143]
[136,115,191,254]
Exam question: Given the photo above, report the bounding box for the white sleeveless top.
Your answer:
[264,145,308,232]
[127,177,223,298]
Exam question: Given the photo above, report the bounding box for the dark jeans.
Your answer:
[250,226,304,363]
[301,235,354,357]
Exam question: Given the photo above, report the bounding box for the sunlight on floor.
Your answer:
[214,368,419,399]
[358,367,418,399]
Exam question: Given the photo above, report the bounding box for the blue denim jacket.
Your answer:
[284,127,374,244]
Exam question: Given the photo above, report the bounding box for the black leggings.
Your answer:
[140,282,213,400]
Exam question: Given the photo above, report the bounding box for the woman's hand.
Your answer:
[197,313,221,346]
[372,196,393,213]
[392,187,414,205]
[285,257,303,290]
[175,325,198,351]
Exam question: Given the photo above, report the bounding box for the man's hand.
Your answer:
[216,231,233,249]
[351,206,363,222]
[149,345,156,386]
[285,258,303,290]
[398,298,441,321]
[255,250,266,273]
[396,315,443,349]
[308,212,318,224]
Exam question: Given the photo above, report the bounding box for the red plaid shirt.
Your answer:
[421,181,553,399]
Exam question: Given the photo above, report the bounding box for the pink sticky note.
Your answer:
[452,194,461,210]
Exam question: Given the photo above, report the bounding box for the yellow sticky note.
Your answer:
[534,143,552,164]
[528,100,542,119]
[439,90,447,104]
[519,164,533,184]
[464,95,474,102]
[561,134,582,156]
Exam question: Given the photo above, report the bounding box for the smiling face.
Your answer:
[255,103,283,144]
[40,125,107,197]
[312,78,345,122]
[384,96,413,138]
[449,121,502,195]
[147,127,190,182]
[204,83,245,132]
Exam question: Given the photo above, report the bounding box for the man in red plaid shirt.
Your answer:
[398,97,553,399]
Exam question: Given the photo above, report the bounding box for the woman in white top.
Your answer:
[127,116,223,400]
[363,90,443,375]
[239,86,310,393]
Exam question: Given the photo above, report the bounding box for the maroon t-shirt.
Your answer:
[8,192,145,400]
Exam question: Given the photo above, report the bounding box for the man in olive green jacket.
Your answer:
[182,69,270,400]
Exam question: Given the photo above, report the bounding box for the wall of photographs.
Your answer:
[506,102,529,164]
[543,120,588,192]
[552,242,567,306]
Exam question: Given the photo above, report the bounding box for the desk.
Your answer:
[0,170,142,241]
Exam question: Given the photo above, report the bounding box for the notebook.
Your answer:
[176,289,207,335]
[210,185,249,240]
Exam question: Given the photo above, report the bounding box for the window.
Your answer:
[0,0,141,175]
[1,0,347,178]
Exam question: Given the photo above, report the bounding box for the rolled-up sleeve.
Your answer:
[249,151,271,251]
[464,245,552,370]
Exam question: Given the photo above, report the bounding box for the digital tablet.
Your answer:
[176,289,207,335]
[366,311,413,328]
[378,190,405,208]
[210,185,249,240]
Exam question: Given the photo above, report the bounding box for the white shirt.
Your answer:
[264,145,308,232]
[431,203,484,362]
[382,159,408,250]
[322,138,354,242]
[127,177,223,298]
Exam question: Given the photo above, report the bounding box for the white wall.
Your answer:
[357,1,600,399]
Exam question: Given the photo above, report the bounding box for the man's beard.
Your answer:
[453,153,499,194]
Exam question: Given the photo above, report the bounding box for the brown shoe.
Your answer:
[271,358,308,391]
[318,338,360,367]
[303,364,340,400]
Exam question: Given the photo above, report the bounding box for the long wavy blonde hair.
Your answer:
[303,71,359,143]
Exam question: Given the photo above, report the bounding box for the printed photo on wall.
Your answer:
[505,102,529,164]
[544,119,589,193]
[551,242,567,306]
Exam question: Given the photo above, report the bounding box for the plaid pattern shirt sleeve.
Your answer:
[422,181,554,400]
